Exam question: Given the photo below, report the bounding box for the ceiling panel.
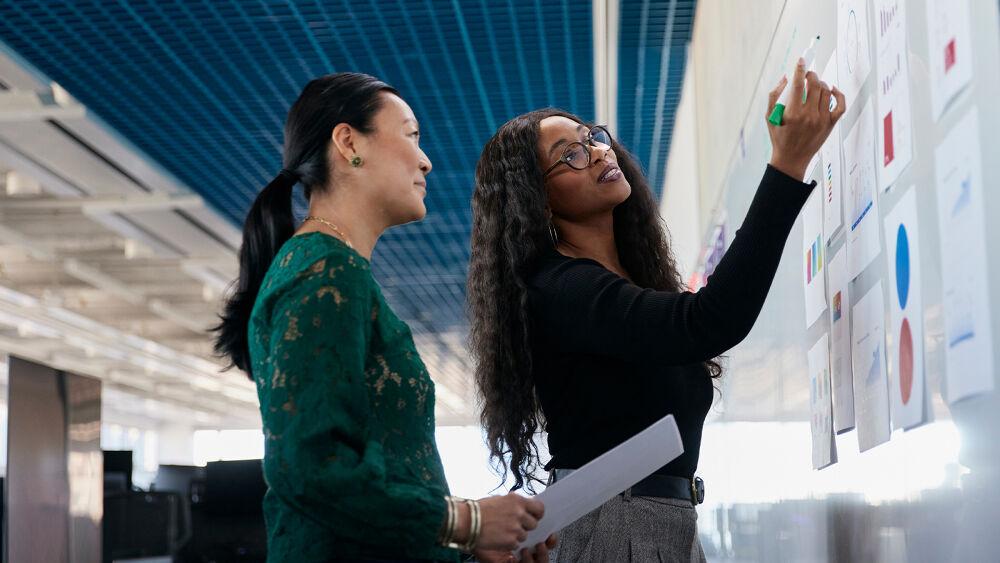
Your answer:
[0,0,697,425]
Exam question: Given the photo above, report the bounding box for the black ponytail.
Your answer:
[212,170,297,374]
[213,73,399,378]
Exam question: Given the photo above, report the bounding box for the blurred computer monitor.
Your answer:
[203,459,266,516]
[103,450,133,492]
[153,464,205,501]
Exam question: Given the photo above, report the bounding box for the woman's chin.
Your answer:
[406,201,428,223]
[610,180,632,204]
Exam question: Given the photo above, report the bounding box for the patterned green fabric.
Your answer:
[248,232,459,562]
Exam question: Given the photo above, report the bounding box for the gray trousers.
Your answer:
[550,493,707,562]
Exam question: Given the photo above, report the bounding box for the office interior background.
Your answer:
[0,0,998,561]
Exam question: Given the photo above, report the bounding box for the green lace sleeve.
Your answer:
[259,255,447,551]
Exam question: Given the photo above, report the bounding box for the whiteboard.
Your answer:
[692,0,1000,560]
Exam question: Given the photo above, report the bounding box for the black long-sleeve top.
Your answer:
[527,165,815,478]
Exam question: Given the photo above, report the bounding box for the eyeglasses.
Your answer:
[542,125,613,178]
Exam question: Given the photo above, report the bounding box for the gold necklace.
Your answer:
[303,215,354,249]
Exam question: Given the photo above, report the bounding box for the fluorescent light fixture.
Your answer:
[0,311,60,339]
[0,284,40,308]
[4,171,40,196]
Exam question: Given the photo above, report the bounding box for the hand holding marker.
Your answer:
[764,35,845,182]
[768,35,821,126]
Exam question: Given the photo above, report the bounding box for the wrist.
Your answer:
[768,156,809,182]
[439,496,466,547]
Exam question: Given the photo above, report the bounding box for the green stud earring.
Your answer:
[350,155,363,168]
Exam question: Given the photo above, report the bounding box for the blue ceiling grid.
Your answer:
[618,0,695,198]
[0,0,695,361]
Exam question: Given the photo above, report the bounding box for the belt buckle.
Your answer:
[691,476,705,505]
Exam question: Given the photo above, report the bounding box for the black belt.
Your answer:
[549,469,705,506]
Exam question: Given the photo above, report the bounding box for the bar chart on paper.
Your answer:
[926,0,974,119]
[875,0,913,190]
[802,191,828,326]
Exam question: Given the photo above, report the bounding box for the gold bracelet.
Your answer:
[449,497,458,544]
[438,496,449,544]
[444,496,476,552]
[444,496,466,549]
[439,496,457,546]
[449,497,460,544]
[463,498,482,551]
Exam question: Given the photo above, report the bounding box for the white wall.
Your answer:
[660,51,703,281]
[157,423,196,466]
[689,0,785,228]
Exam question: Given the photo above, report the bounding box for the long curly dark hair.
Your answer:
[468,108,721,491]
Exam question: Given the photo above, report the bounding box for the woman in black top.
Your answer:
[468,63,845,561]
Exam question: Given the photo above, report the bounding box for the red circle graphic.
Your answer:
[899,318,914,405]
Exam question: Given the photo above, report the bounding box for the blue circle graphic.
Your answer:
[896,224,910,310]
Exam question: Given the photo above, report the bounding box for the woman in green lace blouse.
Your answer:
[214,73,556,562]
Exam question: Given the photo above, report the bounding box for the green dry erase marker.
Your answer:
[768,35,820,126]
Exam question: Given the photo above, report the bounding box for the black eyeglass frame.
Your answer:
[542,125,613,178]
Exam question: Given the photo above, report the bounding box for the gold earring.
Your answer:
[350,155,363,168]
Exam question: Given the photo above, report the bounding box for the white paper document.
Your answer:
[852,281,891,452]
[837,0,873,108]
[883,188,927,430]
[926,0,974,120]
[935,108,995,403]
[820,52,844,241]
[805,153,821,185]
[844,101,882,280]
[874,0,914,191]
[802,189,828,327]
[519,414,684,550]
[808,333,837,469]
[827,249,856,433]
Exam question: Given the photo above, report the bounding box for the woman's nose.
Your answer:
[588,143,610,166]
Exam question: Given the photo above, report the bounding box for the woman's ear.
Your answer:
[331,123,357,164]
